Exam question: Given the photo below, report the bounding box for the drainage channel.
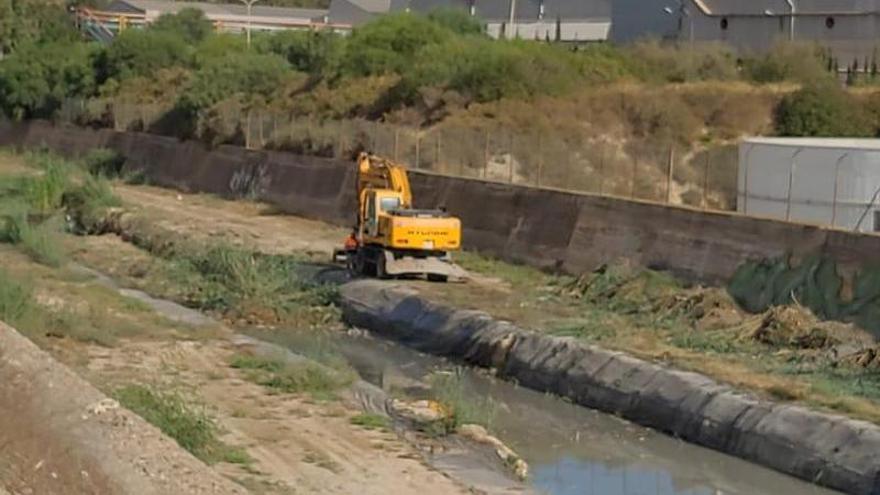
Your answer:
[74,264,842,495]
[246,327,844,495]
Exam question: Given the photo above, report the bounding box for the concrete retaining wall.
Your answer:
[3,120,880,282]
[339,280,880,495]
[0,323,245,494]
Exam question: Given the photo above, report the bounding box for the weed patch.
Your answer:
[115,384,250,465]
[349,413,390,431]
[430,369,497,431]
[231,353,354,400]
[0,269,33,325]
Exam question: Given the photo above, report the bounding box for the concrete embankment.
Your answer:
[3,120,880,283]
[339,280,880,495]
[0,323,246,495]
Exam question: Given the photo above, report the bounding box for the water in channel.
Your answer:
[247,327,843,495]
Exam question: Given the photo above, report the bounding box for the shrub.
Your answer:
[743,42,832,84]
[342,13,451,77]
[81,148,126,178]
[151,8,213,44]
[775,83,876,137]
[426,8,485,36]
[624,40,739,83]
[0,42,97,119]
[179,52,290,112]
[24,162,68,216]
[101,30,190,80]
[257,30,345,75]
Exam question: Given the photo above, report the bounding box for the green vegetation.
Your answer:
[2,5,874,143]
[349,412,391,431]
[430,369,497,431]
[115,384,251,464]
[0,269,33,326]
[0,151,122,266]
[230,353,355,400]
[775,83,875,137]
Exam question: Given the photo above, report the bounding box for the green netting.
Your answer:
[728,255,880,337]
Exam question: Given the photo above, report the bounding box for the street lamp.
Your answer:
[663,2,692,45]
[240,0,260,48]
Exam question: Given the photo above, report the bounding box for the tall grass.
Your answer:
[0,269,33,325]
[24,162,68,217]
[115,384,250,465]
[17,216,67,268]
[430,368,497,431]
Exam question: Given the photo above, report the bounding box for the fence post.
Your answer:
[508,133,515,183]
[245,110,252,150]
[786,148,804,221]
[630,156,638,198]
[483,128,490,179]
[414,133,421,169]
[702,151,710,209]
[598,147,606,195]
[536,133,543,187]
[665,146,674,204]
[831,152,850,227]
[393,128,400,161]
[435,132,441,170]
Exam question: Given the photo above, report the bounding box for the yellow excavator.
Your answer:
[334,152,466,282]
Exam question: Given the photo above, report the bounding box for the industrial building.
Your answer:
[738,137,880,233]
[328,0,611,42]
[82,0,346,38]
[672,0,880,61]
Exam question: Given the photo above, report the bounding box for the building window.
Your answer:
[826,16,835,29]
[720,17,729,30]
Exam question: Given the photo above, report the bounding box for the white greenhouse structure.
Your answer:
[738,138,880,233]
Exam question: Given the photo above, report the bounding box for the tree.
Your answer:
[342,13,451,77]
[775,83,875,137]
[151,8,214,44]
[256,30,345,76]
[0,1,77,57]
[0,42,97,119]
[179,52,291,112]
[100,30,190,80]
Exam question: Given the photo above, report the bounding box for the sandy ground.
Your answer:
[83,337,469,495]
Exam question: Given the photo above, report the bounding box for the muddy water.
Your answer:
[248,328,843,495]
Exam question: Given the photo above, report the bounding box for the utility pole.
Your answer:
[507,0,516,39]
[240,0,260,48]
[785,0,796,41]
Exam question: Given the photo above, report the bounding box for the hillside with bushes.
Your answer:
[2,3,880,207]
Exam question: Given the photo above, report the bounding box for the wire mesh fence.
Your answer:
[58,99,741,212]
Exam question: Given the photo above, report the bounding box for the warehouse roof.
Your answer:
[692,0,879,16]
[744,137,880,151]
[405,0,609,21]
[106,0,328,21]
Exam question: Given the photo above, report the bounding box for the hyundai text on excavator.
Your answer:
[334,152,466,282]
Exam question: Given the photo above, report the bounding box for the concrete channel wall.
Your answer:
[3,121,880,282]
[0,323,245,495]
[340,280,880,495]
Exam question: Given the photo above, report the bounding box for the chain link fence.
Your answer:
[58,99,740,211]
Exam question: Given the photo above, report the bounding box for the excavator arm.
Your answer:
[356,153,412,208]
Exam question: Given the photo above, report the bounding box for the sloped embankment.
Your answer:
[339,280,880,495]
[0,322,246,495]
